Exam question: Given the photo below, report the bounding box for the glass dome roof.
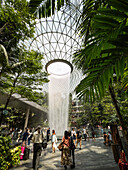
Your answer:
[26,0,83,93]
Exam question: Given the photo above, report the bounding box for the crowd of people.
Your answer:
[30,126,91,170]
[1,125,113,170]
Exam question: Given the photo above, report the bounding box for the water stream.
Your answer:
[48,73,70,137]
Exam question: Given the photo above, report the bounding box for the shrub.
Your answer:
[0,135,21,170]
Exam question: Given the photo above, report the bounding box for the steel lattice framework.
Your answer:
[26,0,83,93]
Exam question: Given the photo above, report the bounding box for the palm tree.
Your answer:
[72,0,128,140]
[28,0,69,18]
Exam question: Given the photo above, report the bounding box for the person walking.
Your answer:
[108,131,112,146]
[22,128,29,146]
[76,128,82,150]
[61,130,72,169]
[51,129,57,153]
[17,128,22,142]
[47,127,50,142]
[32,125,44,170]
[68,130,75,169]
[71,128,76,145]
[28,128,33,146]
[86,131,90,141]
[91,128,96,141]
[83,126,87,141]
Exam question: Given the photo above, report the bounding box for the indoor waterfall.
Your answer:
[48,73,70,137]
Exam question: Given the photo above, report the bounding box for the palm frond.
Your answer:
[108,0,128,13]
[74,3,128,99]
[75,53,126,102]
[122,68,128,91]
[29,0,70,18]
[77,0,108,42]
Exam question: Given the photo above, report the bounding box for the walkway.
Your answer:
[11,137,119,170]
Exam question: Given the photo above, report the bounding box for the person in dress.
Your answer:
[61,130,72,169]
[51,129,57,153]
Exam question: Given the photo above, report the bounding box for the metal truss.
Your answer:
[27,0,83,92]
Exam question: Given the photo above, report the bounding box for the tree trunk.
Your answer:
[109,85,128,142]
[0,74,19,125]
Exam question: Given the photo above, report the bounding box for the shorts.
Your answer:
[73,135,76,140]
[77,138,81,143]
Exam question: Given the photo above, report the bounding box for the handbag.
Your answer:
[57,142,64,151]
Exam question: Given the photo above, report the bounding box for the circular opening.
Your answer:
[45,59,73,76]
[47,62,71,76]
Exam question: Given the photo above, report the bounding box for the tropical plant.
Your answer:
[0,0,36,78]
[72,0,128,140]
[0,135,21,170]
[28,0,70,18]
[74,0,128,100]
[0,50,48,125]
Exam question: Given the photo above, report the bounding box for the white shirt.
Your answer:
[32,131,43,144]
[71,130,76,136]
[83,128,87,134]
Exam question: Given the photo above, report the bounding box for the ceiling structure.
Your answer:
[0,92,48,115]
[25,0,83,94]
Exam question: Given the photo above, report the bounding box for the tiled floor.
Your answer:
[11,137,119,170]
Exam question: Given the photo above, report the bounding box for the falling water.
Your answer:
[48,73,70,137]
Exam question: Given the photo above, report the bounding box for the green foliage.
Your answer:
[70,90,119,128]
[0,0,48,125]
[76,81,128,127]
[2,107,25,128]
[122,68,128,91]
[0,135,21,170]
[115,81,128,127]
[73,0,128,102]
[0,0,35,44]
[29,0,70,18]
[0,50,48,107]
[0,0,36,77]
